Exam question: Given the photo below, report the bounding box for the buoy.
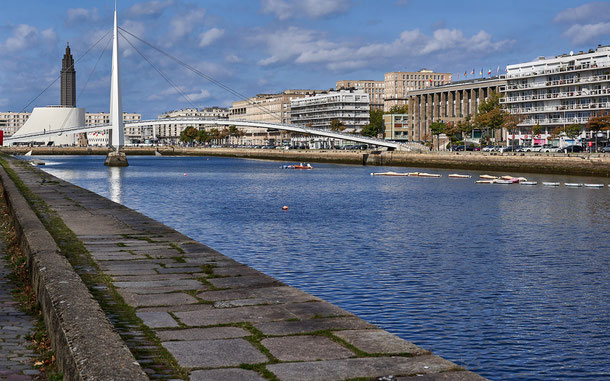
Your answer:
[183,173,187,176]
[282,206,288,211]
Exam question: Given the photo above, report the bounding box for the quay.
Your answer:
[2,146,609,177]
[0,154,486,380]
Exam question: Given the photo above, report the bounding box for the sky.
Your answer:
[1,0,609,119]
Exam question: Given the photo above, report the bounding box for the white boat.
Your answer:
[494,178,519,184]
[417,172,441,178]
[500,175,515,180]
[565,183,583,187]
[480,174,498,180]
[408,172,420,176]
[370,171,409,177]
[448,174,471,179]
[475,180,494,184]
[583,184,604,188]
[542,182,560,187]
[520,181,538,185]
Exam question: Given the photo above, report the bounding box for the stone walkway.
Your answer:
[9,160,487,381]
[0,243,41,380]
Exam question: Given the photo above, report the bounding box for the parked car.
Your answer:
[563,145,584,153]
[541,144,561,153]
[482,145,495,152]
[498,146,514,152]
[601,145,610,153]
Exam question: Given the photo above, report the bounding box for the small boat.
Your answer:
[282,163,313,170]
[417,173,441,178]
[494,178,519,184]
[565,183,583,187]
[480,174,498,180]
[475,180,494,184]
[584,184,604,188]
[542,182,560,187]
[408,172,420,176]
[370,171,409,176]
[515,177,528,182]
[500,175,515,180]
[520,181,538,186]
[448,174,471,179]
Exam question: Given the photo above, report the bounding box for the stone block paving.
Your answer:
[10,162,487,380]
[0,244,41,380]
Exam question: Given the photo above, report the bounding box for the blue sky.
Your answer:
[1,0,609,119]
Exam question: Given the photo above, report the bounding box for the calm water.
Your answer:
[39,155,609,380]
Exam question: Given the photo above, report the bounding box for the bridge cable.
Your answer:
[119,31,198,110]
[19,29,112,113]
[118,27,283,123]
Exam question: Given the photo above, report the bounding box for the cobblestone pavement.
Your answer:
[0,243,41,380]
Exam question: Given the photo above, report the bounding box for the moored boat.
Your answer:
[480,174,498,180]
[417,172,441,178]
[475,180,494,184]
[282,163,313,170]
[520,181,538,185]
[565,183,583,187]
[370,171,409,176]
[494,178,519,184]
[542,182,560,186]
[448,174,471,179]
[583,184,604,188]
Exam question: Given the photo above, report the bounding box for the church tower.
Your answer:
[61,43,76,107]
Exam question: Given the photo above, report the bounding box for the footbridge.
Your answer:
[4,117,424,151]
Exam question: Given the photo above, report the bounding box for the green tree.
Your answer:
[330,119,346,131]
[360,109,384,137]
[563,124,581,140]
[474,91,505,145]
[502,113,525,150]
[429,120,446,151]
[387,105,408,114]
[179,126,198,143]
[196,129,211,144]
[444,122,462,150]
[586,112,610,151]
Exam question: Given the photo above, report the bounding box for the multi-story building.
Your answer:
[0,112,31,137]
[85,112,142,146]
[336,80,385,110]
[384,69,452,112]
[502,45,610,146]
[406,77,506,144]
[383,114,410,141]
[154,107,229,144]
[290,90,370,131]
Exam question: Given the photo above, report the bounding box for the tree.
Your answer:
[474,91,505,145]
[502,113,525,150]
[387,105,408,114]
[330,119,346,131]
[563,124,581,140]
[456,116,475,145]
[196,129,211,144]
[549,126,563,140]
[360,109,384,137]
[443,122,462,150]
[179,126,198,143]
[429,121,446,151]
[586,112,610,151]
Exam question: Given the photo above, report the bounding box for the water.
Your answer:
[39,155,609,380]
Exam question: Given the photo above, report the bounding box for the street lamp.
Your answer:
[596,131,604,153]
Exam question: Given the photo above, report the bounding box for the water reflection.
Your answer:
[108,166,123,204]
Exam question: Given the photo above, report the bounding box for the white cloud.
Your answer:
[185,89,211,102]
[255,26,512,70]
[554,2,610,24]
[225,54,242,63]
[554,3,610,44]
[563,22,610,45]
[41,28,58,46]
[66,8,100,25]
[1,24,40,52]
[125,0,174,18]
[169,8,206,41]
[261,0,350,20]
[199,28,224,47]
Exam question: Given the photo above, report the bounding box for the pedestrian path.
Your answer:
[0,242,41,380]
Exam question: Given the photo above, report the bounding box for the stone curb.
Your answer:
[0,166,148,381]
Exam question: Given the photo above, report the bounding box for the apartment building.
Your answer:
[336,80,385,110]
[384,69,452,112]
[0,112,31,137]
[406,77,506,143]
[154,107,229,144]
[502,45,610,145]
[290,90,370,131]
[383,114,410,141]
[85,112,142,146]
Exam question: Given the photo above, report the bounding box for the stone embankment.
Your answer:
[0,154,487,380]
[2,146,609,177]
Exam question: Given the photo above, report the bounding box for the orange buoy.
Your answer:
[282,206,288,211]
[183,173,187,176]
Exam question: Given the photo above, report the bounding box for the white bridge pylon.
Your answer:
[4,118,421,151]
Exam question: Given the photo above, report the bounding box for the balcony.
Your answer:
[506,60,610,80]
[520,117,590,126]
[501,87,610,103]
[508,102,610,114]
[502,74,610,91]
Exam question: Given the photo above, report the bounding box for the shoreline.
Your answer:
[2,146,609,177]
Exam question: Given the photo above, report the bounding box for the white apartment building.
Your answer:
[336,80,385,110]
[0,112,31,137]
[85,112,142,146]
[502,45,610,146]
[290,90,370,131]
[155,107,229,144]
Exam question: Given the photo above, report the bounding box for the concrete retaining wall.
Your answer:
[0,166,147,381]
